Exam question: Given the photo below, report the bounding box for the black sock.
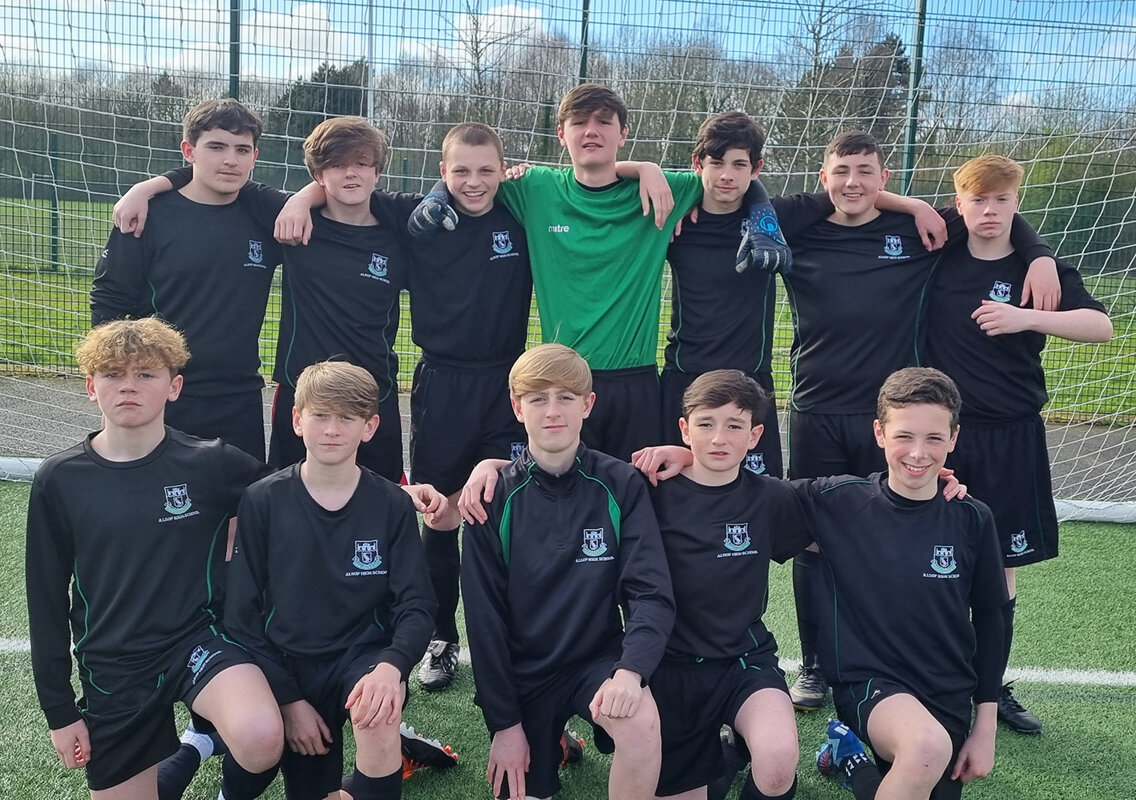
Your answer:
[793,552,819,659]
[422,524,461,643]
[219,755,278,800]
[349,765,402,800]
[1002,595,1017,671]
[739,772,797,800]
[844,753,882,800]
[707,730,750,800]
[157,744,203,800]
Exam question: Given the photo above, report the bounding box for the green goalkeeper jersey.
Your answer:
[498,167,702,370]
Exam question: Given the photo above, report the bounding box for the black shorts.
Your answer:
[833,677,967,800]
[409,359,526,496]
[660,368,783,479]
[653,653,788,796]
[166,389,266,462]
[280,642,405,800]
[949,415,1058,567]
[269,383,405,483]
[79,629,255,791]
[583,366,661,462]
[499,652,620,800]
[788,410,884,480]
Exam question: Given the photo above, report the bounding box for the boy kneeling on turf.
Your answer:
[649,370,806,800]
[810,367,1009,800]
[460,343,675,800]
[636,367,1004,800]
[224,361,438,800]
[26,318,283,799]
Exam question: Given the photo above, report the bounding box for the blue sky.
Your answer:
[2,1,1133,104]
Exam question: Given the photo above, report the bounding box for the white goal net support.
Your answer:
[1,1,1133,521]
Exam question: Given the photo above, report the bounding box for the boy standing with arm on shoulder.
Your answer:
[460,344,675,800]
[224,361,438,800]
[660,112,833,476]
[92,99,283,460]
[408,122,532,692]
[779,132,1057,712]
[413,84,707,460]
[921,155,1112,733]
[26,318,283,800]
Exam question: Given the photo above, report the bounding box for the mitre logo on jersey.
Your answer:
[882,235,904,258]
[245,240,265,268]
[989,281,1012,302]
[1010,530,1028,553]
[163,484,192,516]
[367,253,389,279]
[510,441,526,460]
[492,230,513,255]
[930,544,957,575]
[744,453,766,475]
[352,539,382,571]
[723,523,751,552]
[581,528,608,558]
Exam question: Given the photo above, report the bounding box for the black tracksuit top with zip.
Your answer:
[461,445,675,733]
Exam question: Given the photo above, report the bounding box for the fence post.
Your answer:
[48,133,59,272]
[901,0,928,195]
[229,0,241,99]
[578,0,591,83]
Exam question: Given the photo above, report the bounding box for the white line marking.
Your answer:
[5,639,1134,687]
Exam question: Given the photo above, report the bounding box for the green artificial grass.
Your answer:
[2,481,1134,798]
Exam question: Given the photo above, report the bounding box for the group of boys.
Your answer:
[26,79,1111,800]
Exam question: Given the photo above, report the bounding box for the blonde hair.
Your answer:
[304,116,389,176]
[509,344,592,398]
[953,154,1023,196]
[76,318,189,377]
[294,361,379,418]
[441,122,504,162]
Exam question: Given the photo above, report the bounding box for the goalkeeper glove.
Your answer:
[408,181,459,238]
[736,180,791,274]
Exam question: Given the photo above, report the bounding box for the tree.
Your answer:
[270,59,370,140]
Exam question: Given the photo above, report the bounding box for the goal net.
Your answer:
[1,0,1133,520]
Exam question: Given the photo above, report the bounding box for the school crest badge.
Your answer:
[247,240,263,264]
[163,484,192,515]
[723,523,751,552]
[510,441,526,460]
[1010,530,1028,553]
[989,281,1012,302]
[581,528,608,558]
[744,453,766,474]
[352,539,382,570]
[492,230,513,255]
[187,645,211,675]
[930,544,957,575]
[368,253,389,278]
[883,235,903,257]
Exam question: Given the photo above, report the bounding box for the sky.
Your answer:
[1,0,1134,106]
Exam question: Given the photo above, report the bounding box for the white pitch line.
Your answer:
[5,640,1135,687]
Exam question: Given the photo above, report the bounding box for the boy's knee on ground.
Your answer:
[746,737,798,793]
